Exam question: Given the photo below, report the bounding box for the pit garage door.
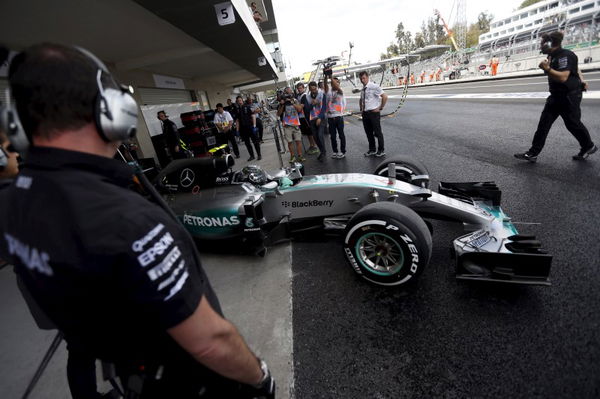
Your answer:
[137,87,194,105]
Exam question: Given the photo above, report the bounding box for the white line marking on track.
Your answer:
[347,91,600,100]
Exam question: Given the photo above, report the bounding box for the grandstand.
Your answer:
[307,0,600,92]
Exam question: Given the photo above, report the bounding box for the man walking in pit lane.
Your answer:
[295,82,319,155]
[323,75,346,159]
[359,71,388,157]
[514,31,597,163]
[306,81,328,161]
[276,87,305,163]
[234,96,262,161]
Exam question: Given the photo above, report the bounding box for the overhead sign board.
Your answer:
[215,2,235,26]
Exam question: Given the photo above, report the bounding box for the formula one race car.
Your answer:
[155,155,552,287]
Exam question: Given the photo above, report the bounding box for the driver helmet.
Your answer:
[241,165,269,185]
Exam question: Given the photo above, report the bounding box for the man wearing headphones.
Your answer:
[0,43,274,398]
[515,31,596,162]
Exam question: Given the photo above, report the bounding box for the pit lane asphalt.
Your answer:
[292,94,600,398]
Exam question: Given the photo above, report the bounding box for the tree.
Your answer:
[395,22,415,52]
[477,11,493,32]
[519,0,543,9]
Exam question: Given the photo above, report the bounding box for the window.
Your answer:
[530,10,537,15]
[539,6,547,11]
[504,18,511,24]
[549,2,558,8]
[493,32,499,37]
[569,7,580,13]
[517,25,523,29]
[535,19,542,25]
[521,13,528,19]
[501,30,506,34]
[526,23,533,27]
[581,3,594,10]
[509,28,515,32]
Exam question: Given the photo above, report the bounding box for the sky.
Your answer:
[271,0,524,76]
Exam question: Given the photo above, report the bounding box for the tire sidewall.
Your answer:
[344,214,428,286]
[373,157,429,187]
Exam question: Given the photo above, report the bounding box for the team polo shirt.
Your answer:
[547,48,581,95]
[0,147,220,365]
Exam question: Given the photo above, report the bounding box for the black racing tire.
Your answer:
[373,156,429,188]
[343,202,432,286]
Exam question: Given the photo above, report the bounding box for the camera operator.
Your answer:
[306,81,328,161]
[515,31,596,162]
[0,43,274,399]
[294,83,319,155]
[323,71,346,159]
[276,87,305,162]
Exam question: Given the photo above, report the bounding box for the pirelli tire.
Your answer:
[373,156,429,188]
[343,202,432,286]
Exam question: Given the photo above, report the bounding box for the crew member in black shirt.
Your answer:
[0,43,274,399]
[157,110,185,161]
[515,31,596,162]
[234,96,261,161]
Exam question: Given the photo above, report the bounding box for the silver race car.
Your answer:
[156,156,552,287]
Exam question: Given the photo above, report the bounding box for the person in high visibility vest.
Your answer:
[324,75,346,159]
[420,70,425,83]
[490,55,500,76]
[429,70,435,82]
[410,73,415,85]
[295,82,319,155]
[306,81,328,161]
[276,87,305,163]
[436,68,442,81]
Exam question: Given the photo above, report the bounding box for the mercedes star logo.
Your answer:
[180,168,195,188]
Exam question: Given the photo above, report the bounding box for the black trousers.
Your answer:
[328,116,346,153]
[362,110,384,152]
[529,92,594,155]
[222,130,240,157]
[256,118,264,142]
[239,125,261,157]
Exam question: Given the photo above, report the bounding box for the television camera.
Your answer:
[313,55,341,78]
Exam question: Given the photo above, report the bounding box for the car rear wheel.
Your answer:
[343,202,432,286]
[373,156,429,188]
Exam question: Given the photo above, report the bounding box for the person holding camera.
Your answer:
[323,74,346,159]
[0,43,275,399]
[276,87,305,162]
[515,31,596,163]
[306,81,328,161]
[359,71,388,157]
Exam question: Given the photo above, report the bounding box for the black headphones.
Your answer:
[540,37,554,54]
[0,146,7,171]
[0,46,138,153]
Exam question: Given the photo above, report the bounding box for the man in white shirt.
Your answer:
[214,103,240,158]
[359,71,388,157]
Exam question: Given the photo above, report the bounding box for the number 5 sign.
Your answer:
[214,2,235,26]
